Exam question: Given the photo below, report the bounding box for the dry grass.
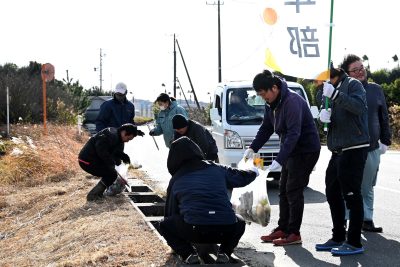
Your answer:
[0,124,177,267]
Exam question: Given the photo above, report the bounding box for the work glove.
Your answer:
[120,153,131,164]
[245,165,259,176]
[379,141,388,154]
[243,148,254,161]
[322,82,335,99]
[149,129,155,136]
[136,130,145,137]
[319,108,331,123]
[267,160,282,172]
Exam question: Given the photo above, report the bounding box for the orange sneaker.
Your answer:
[261,229,287,242]
[273,233,302,246]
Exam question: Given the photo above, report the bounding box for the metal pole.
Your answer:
[6,86,9,137]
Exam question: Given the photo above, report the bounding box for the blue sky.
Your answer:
[1,0,399,102]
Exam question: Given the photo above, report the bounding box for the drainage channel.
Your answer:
[125,178,249,266]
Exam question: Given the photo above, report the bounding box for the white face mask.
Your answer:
[159,105,166,111]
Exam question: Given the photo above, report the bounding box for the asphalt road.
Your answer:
[125,126,400,267]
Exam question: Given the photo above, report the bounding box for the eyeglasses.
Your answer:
[348,66,365,74]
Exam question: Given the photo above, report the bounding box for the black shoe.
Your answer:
[362,221,383,233]
[184,253,201,264]
[215,252,230,264]
[87,181,107,201]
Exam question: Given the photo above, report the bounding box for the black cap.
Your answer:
[172,114,188,129]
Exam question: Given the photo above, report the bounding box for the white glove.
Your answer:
[319,108,331,123]
[243,148,254,161]
[245,165,259,176]
[267,160,282,172]
[322,82,335,99]
[379,142,388,154]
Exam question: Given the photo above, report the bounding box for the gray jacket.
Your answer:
[327,74,370,152]
[363,81,392,151]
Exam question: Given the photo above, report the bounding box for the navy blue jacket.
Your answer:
[95,96,135,132]
[250,80,320,165]
[165,137,256,225]
[326,75,370,152]
[363,81,391,150]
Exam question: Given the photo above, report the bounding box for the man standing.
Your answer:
[172,114,219,162]
[78,123,144,201]
[316,67,370,255]
[96,82,135,132]
[159,137,257,264]
[341,54,391,232]
[243,70,320,246]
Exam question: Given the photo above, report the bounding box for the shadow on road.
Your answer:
[283,245,338,267]
[267,187,326,206]
[235,247,275,267]
[280,232,400,267]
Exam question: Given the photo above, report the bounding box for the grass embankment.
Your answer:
[0,124,176,267]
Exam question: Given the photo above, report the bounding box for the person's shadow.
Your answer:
[281,232,400,267]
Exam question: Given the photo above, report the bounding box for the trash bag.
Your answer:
[104,164,129,196]
[231,159,271,226]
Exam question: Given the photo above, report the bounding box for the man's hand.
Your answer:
[137,130,145,137]
[379,142,388,154]
[322,82,335,99]
[243,148,254,161]
[267,160,282,172]
[149,129,155,136]
[319,108,332,123]
[120,153,131,164]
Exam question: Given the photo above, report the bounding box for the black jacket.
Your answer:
[78,127,125,171]
[174,120,218,160]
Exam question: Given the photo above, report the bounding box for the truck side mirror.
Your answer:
[210,108,221,121]
[310,106,319,119]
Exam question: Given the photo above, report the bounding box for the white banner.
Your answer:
[261,0,332,80]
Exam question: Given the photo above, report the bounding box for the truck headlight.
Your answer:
[224,130,243,149]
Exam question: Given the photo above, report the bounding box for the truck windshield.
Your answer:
[226,86,306,125]
[226,88,265,125]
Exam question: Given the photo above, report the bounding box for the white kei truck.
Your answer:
[209,80,319,181]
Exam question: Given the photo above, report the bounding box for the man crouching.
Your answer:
[78,123,144,201]
[159,136,258,264]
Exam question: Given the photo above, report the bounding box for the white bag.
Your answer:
[231,159,271,227]
[104,164,129,196]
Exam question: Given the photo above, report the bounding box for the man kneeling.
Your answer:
[159,137,257,264]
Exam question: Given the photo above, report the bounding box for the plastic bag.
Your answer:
[231,158,271,226]
[104,164,129,196]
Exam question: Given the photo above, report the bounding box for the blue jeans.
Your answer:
[361,148,381,221]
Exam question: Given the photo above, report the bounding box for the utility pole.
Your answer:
[94,48,105,90]
[207,0,224,82]
[173,34,177,97]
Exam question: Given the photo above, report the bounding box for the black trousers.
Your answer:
[325,147,368,248]
[277,151,320,235]
[159,215,246,259]
[79,160,117,187]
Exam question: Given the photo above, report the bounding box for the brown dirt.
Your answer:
[0,124,178,267]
